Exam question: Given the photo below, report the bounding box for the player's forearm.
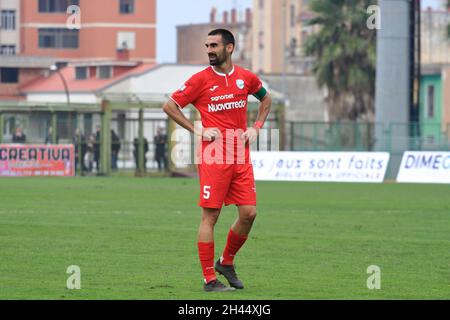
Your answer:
[254,94,272,126]
[162,100,195,134]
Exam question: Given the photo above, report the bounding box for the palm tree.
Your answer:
[304,0,376,122]
[447,0,450,38]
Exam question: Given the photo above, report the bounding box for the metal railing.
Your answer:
[285,121,450,179]
[286,121,450,152]
[2,105,449,179]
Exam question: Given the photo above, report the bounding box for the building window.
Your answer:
[0,68,19,83]
[426,85,435,118]
[75,67,88,80]
[98,66,112,79]
[0,45,16,55]
[1,10,16,30]
[259,0,264,9]
[120,0,134,14]
[258,31,264,49]
[117,32,136,50]
[56,62,68,69]
[38,0,79,13]
[289,38,298,57]
[290,5,296,27]
[38,28,79,48]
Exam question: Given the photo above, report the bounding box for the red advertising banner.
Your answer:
[0,144,75,177]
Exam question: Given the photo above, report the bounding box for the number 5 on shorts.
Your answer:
[203,185,211,199]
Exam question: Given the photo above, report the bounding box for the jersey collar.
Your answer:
[210,65,235,77]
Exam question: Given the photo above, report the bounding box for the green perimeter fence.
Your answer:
[287,121,450,179]
[1,104,449,180]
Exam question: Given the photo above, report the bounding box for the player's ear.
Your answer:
[226,43,234,54]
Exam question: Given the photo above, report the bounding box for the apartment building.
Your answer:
[21,0,156,62]
[0,0,20,55]
[421,7,450,65]
[0,0,156,99]
[176,7,253,69]
[251,0,313,74]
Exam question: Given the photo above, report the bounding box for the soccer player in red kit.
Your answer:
[163,29,272,292]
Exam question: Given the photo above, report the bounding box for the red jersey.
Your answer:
[170,65,263,164]
[170,65,263,132]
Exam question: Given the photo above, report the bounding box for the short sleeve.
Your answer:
[170,75,203,109]
[247,72,263,95]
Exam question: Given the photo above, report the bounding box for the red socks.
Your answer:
[198,241,216,284]
[220,229,248,266]
[198,230,248,284]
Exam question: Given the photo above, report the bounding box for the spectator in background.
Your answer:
[111,129,121,171]
[45,127,59,144]
[85,133,96,172]
[154,127,168,171]
[12,127,26,143]
[73,128,87,173]
[133,136,149,172]
[94,125,101,172]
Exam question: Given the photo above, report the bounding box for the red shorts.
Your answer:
[197,163,256,209]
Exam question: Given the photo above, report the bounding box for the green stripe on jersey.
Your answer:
[253,87,267,101]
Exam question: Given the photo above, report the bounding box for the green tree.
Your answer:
[304,0,376,122]
[447,0,450,38]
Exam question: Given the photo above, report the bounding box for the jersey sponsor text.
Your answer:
[208,100,246,113]
[211,94,234,101]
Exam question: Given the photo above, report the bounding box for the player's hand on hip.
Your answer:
[242,127,259,144]
[202,127,221,141]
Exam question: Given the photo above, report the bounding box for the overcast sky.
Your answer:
[156,0,442,64]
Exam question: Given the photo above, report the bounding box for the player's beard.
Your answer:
[208,50,226,66]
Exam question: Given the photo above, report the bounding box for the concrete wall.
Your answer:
[26,92,99,104]
[375,0,411,153]
[261,74,327,122]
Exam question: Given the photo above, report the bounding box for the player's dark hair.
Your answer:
[208,29,235,49]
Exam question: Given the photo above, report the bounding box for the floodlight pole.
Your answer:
[51,112,57,144]
[281,0,287,99]
[0,113,3,143]
[100,99,112,176]
[138,107,145,176]
[49,65,70,144]
[52,66,70,107]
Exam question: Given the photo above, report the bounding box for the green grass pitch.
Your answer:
[0,177,449,299]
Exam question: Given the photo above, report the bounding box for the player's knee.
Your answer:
[202,215,219,226]
[243,208,257,223]
[248,210,257,222]
[201,209,220,225]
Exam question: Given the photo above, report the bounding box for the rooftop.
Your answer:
[20,62,156,94]
[0,56,56,68]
